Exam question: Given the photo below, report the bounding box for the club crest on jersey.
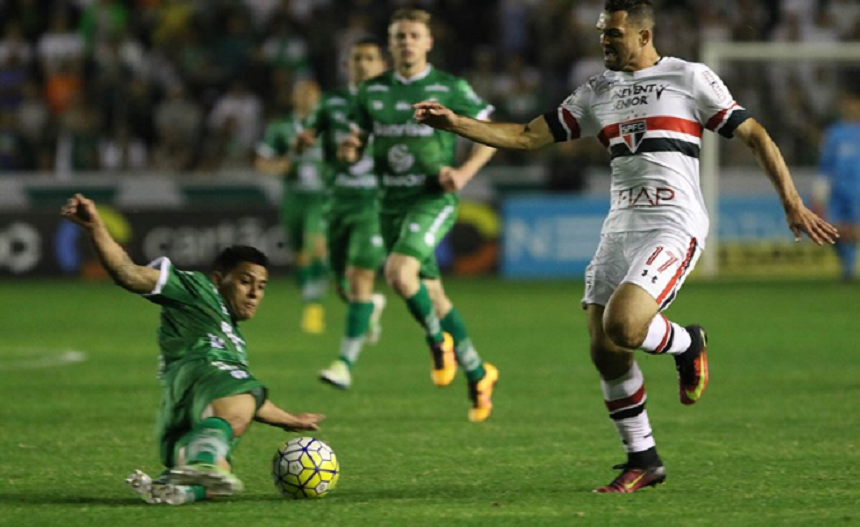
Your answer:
[388,144,415,173]
[620,120,646,153]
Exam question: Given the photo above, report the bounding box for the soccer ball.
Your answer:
[272,437,340,499]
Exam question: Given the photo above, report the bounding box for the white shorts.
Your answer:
[582,230,701,310]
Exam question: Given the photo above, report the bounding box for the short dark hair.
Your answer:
[352,36,383,50]
[213,246,269,275]
[604,0,655,28]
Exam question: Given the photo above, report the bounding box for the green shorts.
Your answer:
[327,206,386,280]
[380,196,458,280]
[156,357,267,468]
[282,192,327,254]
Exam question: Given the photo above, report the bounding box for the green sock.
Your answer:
[339,301,374,368]
[441,307,486,383]
[300,264,327,304]
[190,486,207,501]
[303,259,328,303]
[405,284,444,344]
[299,265,312,299]
[311,258,329,279]
[185,417,233,465]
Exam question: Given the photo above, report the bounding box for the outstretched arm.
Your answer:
[734,119,838,245]
[414,101,555,151]
[254,399,325,432]
[60,194,160,294]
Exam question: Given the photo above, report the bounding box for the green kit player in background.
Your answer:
[299,38,389,389]
[340,8,499,422]
[256,79,329,334]
[61,193,324,505]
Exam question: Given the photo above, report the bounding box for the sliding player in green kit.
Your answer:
[299,38,389,389]
[340,9,499,422]
[61,194,324,505]
[256,80,329,335]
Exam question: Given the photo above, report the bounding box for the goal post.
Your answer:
[699,42,860,278]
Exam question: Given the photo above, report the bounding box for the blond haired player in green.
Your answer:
[61,194,324,505]
[340,8,499,422]
[299,38,389,389]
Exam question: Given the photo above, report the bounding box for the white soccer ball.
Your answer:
[272,437,340,499]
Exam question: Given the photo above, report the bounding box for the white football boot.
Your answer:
[319,360,352,389]
[126,469,197,505]
[166,464,244,497]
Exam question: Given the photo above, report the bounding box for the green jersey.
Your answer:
[351,66,493,211]
[144,258,249,373]
[305,86,378,211]
[257,113,325,194]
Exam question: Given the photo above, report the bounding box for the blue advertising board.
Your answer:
[501,196,609,278]
[501,195,797,278]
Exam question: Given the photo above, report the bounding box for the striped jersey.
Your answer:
[544,57,750,244]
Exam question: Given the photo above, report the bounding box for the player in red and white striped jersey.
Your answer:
[414,0,837,493]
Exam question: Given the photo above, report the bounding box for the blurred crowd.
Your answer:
[0,0,858,177]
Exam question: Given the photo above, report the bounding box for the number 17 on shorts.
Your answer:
[629,234,700,311]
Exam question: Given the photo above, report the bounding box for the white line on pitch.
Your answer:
[0,350,88,371]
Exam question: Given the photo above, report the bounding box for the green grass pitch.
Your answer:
[1,277,858,526]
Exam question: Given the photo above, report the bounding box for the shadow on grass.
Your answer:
[0,494,143,506]
[230,482,600,504]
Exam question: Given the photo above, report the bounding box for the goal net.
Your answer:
[699,42,860,278]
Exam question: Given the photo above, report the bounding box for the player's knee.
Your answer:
[221,414,253,438]
[604,325,641,350]
[602,314,644,350]
[349,269,375,301]
[383,265,402,293]
[211,394,256,438]
[384,263,413,296]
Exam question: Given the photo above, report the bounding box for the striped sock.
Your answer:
[640,314,691,355]
[185,417,233,465]
[405,284,444,344]
[601,363,656,455]
[339,301,374,368]
[440,307,485,383]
